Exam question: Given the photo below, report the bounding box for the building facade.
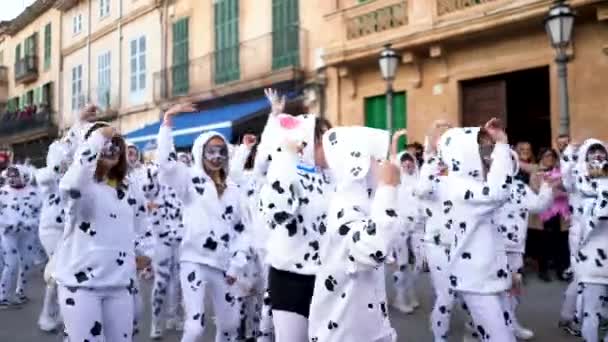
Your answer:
[319,0,608,151]
[55,0,163,134]
[0,0,62,165]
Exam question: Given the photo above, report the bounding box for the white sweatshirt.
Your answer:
[0,170,41,234]
[309,126,397,342]
[258,114,332,275]
[437,127,513,294]
[417,156,452,249]
[156,125,249,278]
[54,131,150,288]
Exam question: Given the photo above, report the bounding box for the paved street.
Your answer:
[0,267,582,342]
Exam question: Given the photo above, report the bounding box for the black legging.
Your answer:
[538,214,570,276]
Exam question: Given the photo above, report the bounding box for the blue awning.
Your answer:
[125,97,272,150]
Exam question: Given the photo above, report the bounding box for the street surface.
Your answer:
[0,268,581,342]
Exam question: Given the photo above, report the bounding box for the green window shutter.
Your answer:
[44,23,51,70]
[33,88,41,105]
[15,44,21,62]
[214,0,239,84]
[272,0,299,70]
[172,17,189,96]
[364,92,407,149]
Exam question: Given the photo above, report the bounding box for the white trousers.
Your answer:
[58,285,134,342]
[38,229,62,323]
[179,262,241,342]
[460,292,517,342]
[273,310,308,342]
[151,243,181,330]
[581,283,608,342]
[0,229,33,301]
[426,242,456,342]
[501,253,525,331]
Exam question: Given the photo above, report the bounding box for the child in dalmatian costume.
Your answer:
[53,122,152,342]
[495,150,554,340]
[308,126,401,342]
[157,103,252,342]
[0,164,42,308]
[435,121,517,342]
[558,140,591,336]
[36,139,73,331]
[389,145,423,315]
[140,161,185,339]
[258,111,333,342]
[571,139,608,342]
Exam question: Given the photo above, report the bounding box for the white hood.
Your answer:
[438,127,484,182]
[575,138,607,197]
[322,126,390,193]
[191,130,230,174]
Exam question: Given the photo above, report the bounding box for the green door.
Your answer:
[272,0,299,70]
[172,17,189,96]
[214,0,239,84]
[364,92,407,149]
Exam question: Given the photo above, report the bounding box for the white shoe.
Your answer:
[38,314,60,332]
[390,299,415,314]
[166,317,184,331]
[409,296,420,309]
[150,326,163,340]
[514,326,534,340]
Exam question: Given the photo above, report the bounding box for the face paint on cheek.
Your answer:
[204,145,228,167]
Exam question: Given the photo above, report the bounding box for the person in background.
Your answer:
[515,141,537,185]
[556,134,571,155]
[532,148,570,282]
[406,142,424,167]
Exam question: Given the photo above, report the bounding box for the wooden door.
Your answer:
[461,79,507,127]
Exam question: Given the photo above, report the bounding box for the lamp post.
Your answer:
[379,44,400,134]
[545,0,575,136]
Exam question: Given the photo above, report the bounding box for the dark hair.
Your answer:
[587,143,607,156]
[94,135,128,184]
[400,153,415,163]
[538,148,559,169]
[557,134,570,139]
[314,117,332,142]
[84,122,110,140]
[406,142,423,151]
[244,142,258,170]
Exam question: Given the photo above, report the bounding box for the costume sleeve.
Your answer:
[157,125,191,203]
[259,148,300,230]
[338,185,401,272]
[523,182,554,214]
[451,143,512,211]
[59,130,107,199]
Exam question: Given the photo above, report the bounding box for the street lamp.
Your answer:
[379,44,400,134]
[544,0,575,136]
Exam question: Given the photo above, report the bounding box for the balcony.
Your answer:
[436,0,500,16]
[0,109,58,143]
[346,1,408,40]
[15,56,39,84]
[153,29,309,103]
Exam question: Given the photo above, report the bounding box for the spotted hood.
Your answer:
[438,127,485,182]
[575,138,607,197]
[191,131,230,175]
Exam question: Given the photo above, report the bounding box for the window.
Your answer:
[214,0,239,84]
[97,51,111,108]
[42,82,52,107]
[71,65,83,111]
[172,17,189,96]
[33,87,42,105]
[73,14,82,35]
[44,23,51,70]
[100,0,110,18]
[272,0,299,70]
[0,50,4,65]
[15,44,21,63]
[129,36,146,102]
[364,92,407,148]
[24,33,38,57]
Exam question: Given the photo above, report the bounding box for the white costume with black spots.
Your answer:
[495,152,553,336]
[437,127,516,342]
[0,165,41,305]
[258,114,332,342]
[157,125,250,342]
[308,126,398,342]
[141,163,185,337]
[54,130,151,342]
[36,140,73,330]
[571,139,608,342]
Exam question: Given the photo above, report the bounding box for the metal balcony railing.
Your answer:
[0,109,55,136]
[153,28,309,103]
[14,55,39,84]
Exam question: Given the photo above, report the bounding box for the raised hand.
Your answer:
[392,129,407,141]
[164,102,197,125]
[426,119,452,154]
[79,104,98,122]
[242,134,257,148]
[376,160,400,187]
[264,88,286,115]
[484,118,508,144]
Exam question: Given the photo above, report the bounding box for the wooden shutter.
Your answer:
[214,0,239,84]
[272,0,299,70]
[44,23,51,70]
[172,17,189,96]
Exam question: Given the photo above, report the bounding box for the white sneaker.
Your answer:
[514,326,534,340]
[150,326,162,340]
[409,295,420,309]
[166,317,184,331]
[38,314,60,332]
[390,298,415,314]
